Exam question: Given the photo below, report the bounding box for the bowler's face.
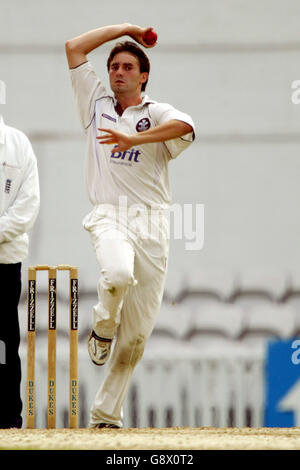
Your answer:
[109,52,147,96]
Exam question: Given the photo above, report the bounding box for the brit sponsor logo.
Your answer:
[136,118,151,132]
[111,147,141,163]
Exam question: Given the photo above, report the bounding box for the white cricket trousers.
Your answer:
[83,204,169,427]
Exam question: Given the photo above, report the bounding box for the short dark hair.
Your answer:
[107,41,150,92]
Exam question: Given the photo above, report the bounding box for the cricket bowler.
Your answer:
[65,23,195,428]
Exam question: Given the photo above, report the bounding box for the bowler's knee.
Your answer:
[113,335,146,371]
[101,266,133,293]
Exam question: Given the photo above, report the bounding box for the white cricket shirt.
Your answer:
[0,116,40,263]
[70,61,195,209]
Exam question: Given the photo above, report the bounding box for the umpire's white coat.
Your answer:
[0,116,40,263]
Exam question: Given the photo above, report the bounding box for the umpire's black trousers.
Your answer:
[0,263,23,428]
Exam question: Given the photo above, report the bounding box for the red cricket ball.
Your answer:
[143,29,158,46]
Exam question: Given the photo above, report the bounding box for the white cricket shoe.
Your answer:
[88,329,112,366]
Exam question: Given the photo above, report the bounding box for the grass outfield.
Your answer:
[0,427,299,450]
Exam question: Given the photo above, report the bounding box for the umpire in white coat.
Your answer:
[0,93,40,428]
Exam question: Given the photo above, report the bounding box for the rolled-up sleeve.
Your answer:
[149,102,196,159]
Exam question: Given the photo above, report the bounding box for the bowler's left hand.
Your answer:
[97,128,133,152]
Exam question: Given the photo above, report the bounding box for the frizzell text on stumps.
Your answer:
[26,265,79,429]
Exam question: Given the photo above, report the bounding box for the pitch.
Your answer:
[0,427,299,450]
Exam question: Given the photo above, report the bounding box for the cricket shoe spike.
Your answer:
[88,329,112,366]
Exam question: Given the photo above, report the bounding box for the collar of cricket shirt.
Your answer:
[0,116,5,145]
[110,93,155,109]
